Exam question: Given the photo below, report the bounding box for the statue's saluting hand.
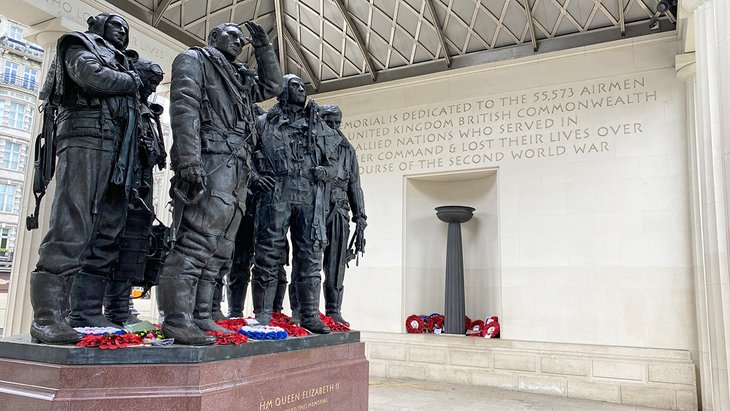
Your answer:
[243,21,269,48]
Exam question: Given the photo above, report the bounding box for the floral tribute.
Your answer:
[72,310,357,349]
[270,313,310,337]
[77,332,143,349]
[207,330,248,345]
[427,315,445,332]
[466,319,485,334]
[484,316,500,338]
[238,325,288,340]
[319,313,351,332]
[405,313,445,334]
[216,318,248,332]
[77,322,247,346]
[466,316,500,338]
[267,312,352,336]
[75,325,147,349]
[74,326,126,336]
[219,314,310,338]
[405,314,429,333]
[405,313,500,338]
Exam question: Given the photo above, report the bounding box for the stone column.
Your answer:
[2,25,65,338]
[436,206,474,334]
[679,0,730,408]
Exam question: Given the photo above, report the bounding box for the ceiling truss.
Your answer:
[107,0,675,94]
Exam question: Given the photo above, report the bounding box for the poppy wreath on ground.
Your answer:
[274,321,310,337]
[215,318,248,331]
[470,320,485,333]
[271,312,310,337]
[427,313,441,324]
[482,316,500,338]
[271,312,291,323]
[481,323,500,338]
[207,331,248,344]
[320,313,351,332]
[239,325,288,340]
[405,314,425,333]
[74,326,126,336]
[76,333,143,349]
[426,315,444,332]
[406,314,499,336]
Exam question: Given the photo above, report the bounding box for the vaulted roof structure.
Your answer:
[109,0,675,93]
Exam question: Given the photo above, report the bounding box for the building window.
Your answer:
[3,61,18,84]
[7,102,26,130]
[8,26,23,41]
[22,67,38,91]
[0,228,9,250]
[2,142,21,171]
[0,184,16,213]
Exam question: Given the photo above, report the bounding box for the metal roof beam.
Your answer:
[282,27,321,91]
[311,20,674,95]
[107,0,205,46]
[618,0,625,36]
[153,0,175,27]
[522,0,538,51]
[274,0,288,73]
[424,0,451,67]
[332,0,377,81]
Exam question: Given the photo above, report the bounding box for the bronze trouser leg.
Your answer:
[290,204,329,334]
[160,153,245,344]
[33,146,117,343]
[251,202,291,325]
[210,276,226,321]
[227,213,254,317]
[36,147,116,276]
[323,214,349,322]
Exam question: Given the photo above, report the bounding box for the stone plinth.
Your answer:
[363,331,697,410]
[0,332,368,410]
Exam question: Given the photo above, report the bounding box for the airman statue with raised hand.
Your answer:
[158,21,282,345]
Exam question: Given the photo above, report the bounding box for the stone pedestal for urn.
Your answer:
[435,206,475,335]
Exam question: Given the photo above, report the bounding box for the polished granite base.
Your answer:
[0,331,360,364]
[0,333,368,410]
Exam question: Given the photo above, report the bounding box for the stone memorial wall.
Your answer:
[319,33,695,354]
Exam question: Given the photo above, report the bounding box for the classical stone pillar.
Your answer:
[2,26,65,338]
[436,206,474,334]
[679,0,730,408]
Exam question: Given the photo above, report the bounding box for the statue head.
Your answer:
[133,57,164,102]
[87,13,129,51]
[208,23,245,61]
[319,104,342,130]
[278,74,306,106]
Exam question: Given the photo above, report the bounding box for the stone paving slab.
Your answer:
[369,377,670,411]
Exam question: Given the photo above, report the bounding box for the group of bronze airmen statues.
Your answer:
[26,13,366,346]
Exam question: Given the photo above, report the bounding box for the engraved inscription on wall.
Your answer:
[341,74,658,175]
[28,0,177,68]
